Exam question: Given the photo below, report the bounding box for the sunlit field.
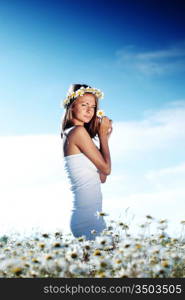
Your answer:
[0,214,185,278]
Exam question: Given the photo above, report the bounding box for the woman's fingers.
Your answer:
[108,120,113,128]
[98,117,113,136]
[108,119,113,135]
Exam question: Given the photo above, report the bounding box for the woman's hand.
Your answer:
[96,116,113,139]
[107,119,113,139]
[99,171,107,183]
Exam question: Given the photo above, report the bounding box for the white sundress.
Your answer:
[63,126,106,240]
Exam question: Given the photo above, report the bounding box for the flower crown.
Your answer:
[62,86,104,109]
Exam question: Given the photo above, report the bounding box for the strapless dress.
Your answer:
[63,126,106,240]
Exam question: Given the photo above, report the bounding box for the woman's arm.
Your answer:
[98,130,111,175]
[96,118,113,183]
[98,137,110,182]
[72,117,112,175]
[95,146,107,183]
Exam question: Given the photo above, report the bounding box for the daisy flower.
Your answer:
[62,86,104,108]
[96,110,105,118]
[94,236,113,249]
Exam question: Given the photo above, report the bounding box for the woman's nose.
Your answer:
[86,106,91,113]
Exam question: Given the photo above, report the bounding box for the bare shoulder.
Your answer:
[70,125,90,140]
[63,126,87,157]
[65,125,84,139]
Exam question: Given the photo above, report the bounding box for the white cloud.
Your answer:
[116,42,185,75]
[146,162,185,180]
[103,187,185,237]
[0,135,72,235]
[0,101,185,237]
[109,100,185,158]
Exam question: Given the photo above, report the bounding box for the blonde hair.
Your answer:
[61,84,99,139]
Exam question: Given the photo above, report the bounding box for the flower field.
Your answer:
[0,215,185,278]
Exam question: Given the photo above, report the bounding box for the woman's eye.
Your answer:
[81,104,96,109]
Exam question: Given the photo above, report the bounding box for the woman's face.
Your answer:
[71,93,97,125]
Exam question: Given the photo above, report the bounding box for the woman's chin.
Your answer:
[84,118,92,123]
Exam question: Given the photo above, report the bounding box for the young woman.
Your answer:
[61,84,113,240]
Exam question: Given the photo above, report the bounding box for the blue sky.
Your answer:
[1,0,185,134]
[0,0,185,237]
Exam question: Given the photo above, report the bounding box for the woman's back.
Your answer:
[63,126,82,157]
[63,127,101,190]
